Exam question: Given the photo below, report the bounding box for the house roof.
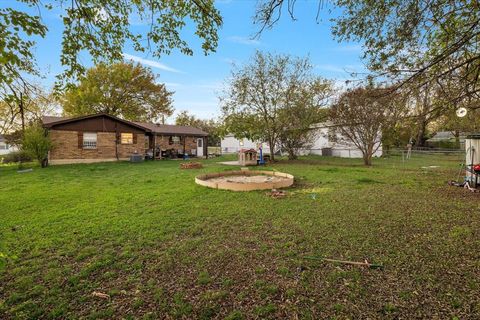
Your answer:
[42,115,72,124]
[42,114,208,136]
[42,113,149,132]
[133,121,208,136]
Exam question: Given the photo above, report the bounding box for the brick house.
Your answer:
[42,114,208,165]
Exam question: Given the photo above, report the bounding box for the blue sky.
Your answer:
[6,0,365,122]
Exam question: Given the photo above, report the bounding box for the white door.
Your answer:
[197,138,204,157]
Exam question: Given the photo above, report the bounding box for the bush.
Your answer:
[22,125,52,167]
[1,150,32,164]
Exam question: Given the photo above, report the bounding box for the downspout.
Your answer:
[205,136,208,159]
[115,122,119,160]
[183,135,186,158]
[153,134,157,160]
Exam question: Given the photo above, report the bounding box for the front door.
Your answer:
[197,138,204,157]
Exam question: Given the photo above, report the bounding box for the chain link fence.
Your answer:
[382,148,466,181]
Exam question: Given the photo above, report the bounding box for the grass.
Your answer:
[1,153,479,319]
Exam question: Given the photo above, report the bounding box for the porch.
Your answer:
[145,133,208,159]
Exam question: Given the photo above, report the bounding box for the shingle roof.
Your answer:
[42,116,72,124]
[42,114,208,136]
[133,122,208,136]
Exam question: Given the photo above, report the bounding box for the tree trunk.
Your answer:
[363,146,373,166]
[454,130,460,149]
[288,149,297,160]
[19,92,25,133]
[269,138,275,161]
[363,153,372,166]
[416,119,427,147]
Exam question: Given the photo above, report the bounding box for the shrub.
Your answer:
[22,125,52,167]
[1,150,32,164]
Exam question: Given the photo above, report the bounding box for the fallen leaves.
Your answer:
[180,162,203,169]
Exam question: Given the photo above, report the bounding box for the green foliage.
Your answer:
[0,84,58,136]
[331,1,479,78]
[434,108,480,137]
[222,51,328,160]
[175,111,222,146]
[256,1,480,110]
[0,150,32,164]
[330,86,401,165]
[278,81,332,160]
[0,7,47,84]
[0,0,222,88]
[62,62,174,121]
[21,125,52,167]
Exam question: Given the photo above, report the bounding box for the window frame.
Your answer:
[83,132,97,149]
[169,135,182,145]
[120,132,134,145]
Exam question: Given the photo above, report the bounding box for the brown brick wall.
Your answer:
[49,130,145,160]
[155,135,199,154]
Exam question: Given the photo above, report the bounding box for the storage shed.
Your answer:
[465,134,480,187]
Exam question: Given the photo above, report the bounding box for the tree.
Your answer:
[175,111,222,146]
[221,51,326,161]
[433,107,480,148]
[330,86,400,166]
[278,80,332,160]
[0,1,222,89]
[0,82,58,136]
[255,1,480,109]
[62,62,174,122]
[22,125,52,167]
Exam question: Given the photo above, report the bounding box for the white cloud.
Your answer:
[163,82,182,88]
[227,36,261,46]
[122,53,183,73]
[316,63,366,74]
[332,44,362,52]
[195,82,224,90]
[222,57,239,65]
[316,64,346,73]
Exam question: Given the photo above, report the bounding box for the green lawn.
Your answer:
[1,154,479,319]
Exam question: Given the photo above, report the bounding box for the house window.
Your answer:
[121,133,133,144]
[169,136,181,145]
[83,132,97,149]
[0,144,6,150]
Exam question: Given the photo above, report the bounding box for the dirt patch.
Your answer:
[196,170,294,191]
[207,175,286,184]
[180,162,203,169]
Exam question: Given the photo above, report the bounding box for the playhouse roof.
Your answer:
[239,148,257,153]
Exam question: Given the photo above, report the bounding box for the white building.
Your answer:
[0,135,18,156]
[221,134,271,154]
[221,124,382,158]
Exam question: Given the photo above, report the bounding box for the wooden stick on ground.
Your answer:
[303,256,383,269]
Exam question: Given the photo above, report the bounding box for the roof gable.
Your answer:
[42,113,149,132]
[133,121,208,136]
[42,113,208,136]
